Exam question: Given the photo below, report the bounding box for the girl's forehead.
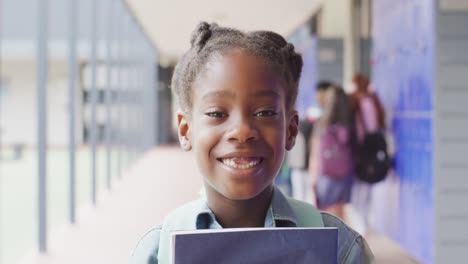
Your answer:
[206,50,267,69]
[190,50,289,106]
[199,50,282,83]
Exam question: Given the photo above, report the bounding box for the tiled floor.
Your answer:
[17,146,419,264]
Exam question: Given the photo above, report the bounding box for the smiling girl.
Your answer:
[131,22,373,264]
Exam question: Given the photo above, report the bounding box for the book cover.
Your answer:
[170,227,338,264]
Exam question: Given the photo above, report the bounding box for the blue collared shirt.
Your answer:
[131,187,374,264]
[195,188,299,230]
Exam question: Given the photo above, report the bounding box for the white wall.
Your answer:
[317,0,359,85]
[435,1,468,262]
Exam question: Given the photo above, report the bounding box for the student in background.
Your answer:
[287,80,328,204]
[131,22,373,264]
[349,73,387,233]
[287,81,330,204]
[287,114,314,203]
[309,83,355,221]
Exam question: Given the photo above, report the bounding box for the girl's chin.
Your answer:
[224,193,259,201]
[204,179,273,201]
[220,186,271,201]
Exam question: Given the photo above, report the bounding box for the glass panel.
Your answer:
[0,0,38,262]
[47,0,71,241]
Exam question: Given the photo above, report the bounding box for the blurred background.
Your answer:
[0,0,467,263]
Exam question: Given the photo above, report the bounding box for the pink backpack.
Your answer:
[319,125,353,179]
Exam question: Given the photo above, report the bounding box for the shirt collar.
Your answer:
[269,186,298,226]
[194,186,298,229]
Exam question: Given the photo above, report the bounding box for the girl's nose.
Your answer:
[227,116,259,143]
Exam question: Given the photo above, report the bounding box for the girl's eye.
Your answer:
[255,110,278,117]
[205,111,227,118]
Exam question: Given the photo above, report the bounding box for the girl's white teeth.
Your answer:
[221,158,261,169]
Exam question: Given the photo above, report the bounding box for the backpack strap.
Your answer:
[286,197,324,227]
[158,200,201,264]
[147,230,160,264]
[130,227,161,264]
[356,101,369,134]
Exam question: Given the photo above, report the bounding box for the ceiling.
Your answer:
[126,0,321,64]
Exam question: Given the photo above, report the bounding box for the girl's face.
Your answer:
[317,90,327,109]
[177,50,298,201]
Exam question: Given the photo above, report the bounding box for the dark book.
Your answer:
[170,227,338,264]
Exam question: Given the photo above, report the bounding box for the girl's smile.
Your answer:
[217,153,265,178]
[217,156,263,170]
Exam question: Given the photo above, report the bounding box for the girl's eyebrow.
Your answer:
[201,90,280,101]
[254,90,280,98]
[202,90,235,101]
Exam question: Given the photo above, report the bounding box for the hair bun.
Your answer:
[282,43,303,83]
[282,43,294,52]
[190,22,217,51]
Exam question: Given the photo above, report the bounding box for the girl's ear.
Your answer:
[285,111,299,150]
[177,111,192,151]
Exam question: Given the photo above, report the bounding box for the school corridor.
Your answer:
[1,0,467,264]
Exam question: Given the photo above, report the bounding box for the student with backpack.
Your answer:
[309,83,355,221]
[131,22,373,264]
[349,73,390,233]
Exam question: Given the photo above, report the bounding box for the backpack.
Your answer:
[355,114,391,183]
[319,125,353,179]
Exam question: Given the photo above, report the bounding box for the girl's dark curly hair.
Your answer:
[171,22,303,114]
